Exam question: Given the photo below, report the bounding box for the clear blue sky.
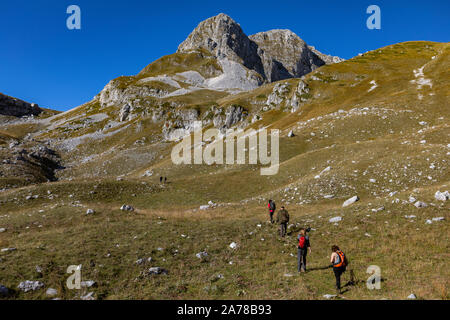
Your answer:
[0,0,448,111]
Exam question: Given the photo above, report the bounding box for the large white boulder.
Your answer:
[343,196,359,207]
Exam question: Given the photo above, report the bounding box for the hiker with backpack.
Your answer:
[267,200,276,223]
[330,245,348,294]
[276,206,289,237]
[297,228,311,272]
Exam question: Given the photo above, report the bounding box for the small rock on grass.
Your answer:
[147,267,168,275]
[80,292,95,300]
[342,196,359,207]
[434,191,449,201]
[80,280,96,288]
[18,280,44,292]
[414,201,428,208]
[46,288,58,297]
[120,205,134,211]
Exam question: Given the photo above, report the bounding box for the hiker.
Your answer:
[159,176,163,183]
[267,200,276,223]
[297,228,311,272]
[330,245,348,294]
[164,176,167,183]
[276,206,289,237]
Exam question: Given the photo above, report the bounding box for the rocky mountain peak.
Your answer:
[177,13,265,78]
[177,14,343,84]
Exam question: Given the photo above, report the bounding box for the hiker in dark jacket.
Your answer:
[267,200,276,223]
[330,245,348,294]
[297,228,311,272]
[276,206,289,237]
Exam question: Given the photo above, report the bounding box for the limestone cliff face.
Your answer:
[0,93,41,117]
[177,13,266,80]
[249,29,327,82]
[178,14,343,84]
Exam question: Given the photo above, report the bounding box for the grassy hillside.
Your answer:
[0,41,448,300]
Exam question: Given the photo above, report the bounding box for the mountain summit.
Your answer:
[178,13,343,83]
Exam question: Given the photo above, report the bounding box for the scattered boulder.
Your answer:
[196,251,208,259]
[329,216,342,223]
[147,267,168,275]
[46,288,58,297]
[86,209,95,215]
[1,248,16,253]
[323,294,337,299]
[229,242,238,249]
[18,280,44,293]
[80,292,95,300]
[434,191,449,201]
[80,280,96,288]
[414,201,428,208]
[288,130,295,137]
[0,228,6,233]
[199,205,210,210]
[120,205,134,212]
[343,196,359,207]
[407,293,417,299]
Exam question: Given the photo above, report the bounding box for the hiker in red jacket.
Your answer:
[297,228,311,272]
[267,200,276,223]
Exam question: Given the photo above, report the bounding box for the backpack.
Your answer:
[334,250,348,269]
[298,236,306,249]
[269,201,276,211]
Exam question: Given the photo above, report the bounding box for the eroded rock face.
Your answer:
[212,105,248,133]
[97,80,169,108]
[177,13,266,79]
[249,29,325,82]
[177,14,343,86]
[162,108,201,141]
[0,93,41,117]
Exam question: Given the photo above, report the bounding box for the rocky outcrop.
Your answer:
[308,46,345,64]
[265,80,310,112]
[249,29,326,82]
[0,93,41,117]
[177,13,266,80]
[1,144,63,184]
[97,80,170,109]
[213,105,248,132]
[162,108,201,141]
[177,14,343,86]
